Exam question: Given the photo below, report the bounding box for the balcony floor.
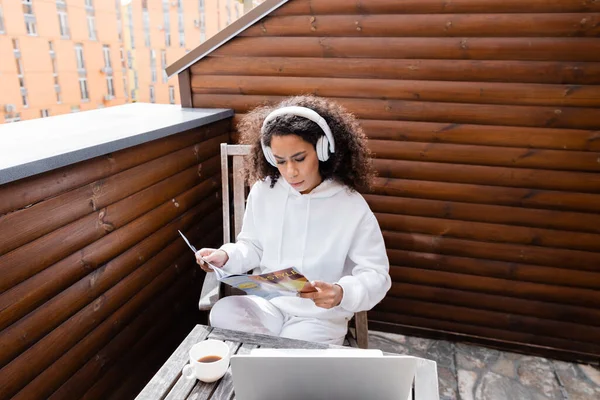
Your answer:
[368,330,600,400]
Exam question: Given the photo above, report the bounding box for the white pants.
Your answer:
[209,295,348,345]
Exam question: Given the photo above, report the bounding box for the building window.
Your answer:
[226,0,232,26]
[163,0,171,47]
[150,50,157,83]
[71,106,80,113]
[41,109,50,118]
[169,86,175,104]
[178,0,185,47]
[87,15,97,40]
[115,0,122,42]
[127,4,135,49]
[123,76,129,99]
[198,0,206,42]
[133,70,139,90]
[85,0,94,10]
[161,50,168,83]
[149,86,155,103]
[23,0,37,36]
[49,41,62,104]
[79,77,89,101]
[75,44,85,70]
[0,5,6,34]
[102,45,112,69]
[5,114,22,123]
[120,47,126,68]
[142,1,151,47]
[106,76,115,98]
[58,10,69,38]
[13,39,29,108]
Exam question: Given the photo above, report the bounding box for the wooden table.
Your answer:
[135,324,336,400]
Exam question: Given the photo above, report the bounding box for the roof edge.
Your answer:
[166,0,290,77]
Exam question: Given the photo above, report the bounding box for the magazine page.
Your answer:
[220,267,315,300]
[178,231,315,300]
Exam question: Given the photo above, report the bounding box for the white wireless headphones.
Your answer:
[260,106,336,167]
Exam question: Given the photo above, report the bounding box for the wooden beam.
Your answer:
[214,37,600,62]
[373,159,600,193]
[177,69,193,108]
[383,231,600,277]
[192,94,600,130]
[365,194,600,234]
[242,14,600,38]
[192,57,600,85]
[274,0,600,15]
[386,247,600,290]
[371,177,600,214]
[191,75,600,108]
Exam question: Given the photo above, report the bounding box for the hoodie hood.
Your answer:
[278,176,346,199]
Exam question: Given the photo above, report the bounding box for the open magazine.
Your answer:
[179,231,315,300]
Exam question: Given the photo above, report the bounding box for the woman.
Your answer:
[196,96,391,345]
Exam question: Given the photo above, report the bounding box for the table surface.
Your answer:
[135,324,339,400]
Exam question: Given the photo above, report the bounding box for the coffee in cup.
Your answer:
[182,339,231,383]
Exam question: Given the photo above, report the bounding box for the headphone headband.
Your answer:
[260,106,336,154]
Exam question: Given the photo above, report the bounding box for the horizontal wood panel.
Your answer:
[274,0,600,15]
[383,231,600,275]
[191,75,600,108]
[366,194,600,234]
[214,37,600,62]
[360,120,600,151]
[0,204,219,373]
[0,181,219,335]
[368,140,600,171]
[61,301,195,400]
[243,14,600,37]
[6,238,201,400]
[0,163,220,294]
[231,114,600,151]
[369,311,600,361]
[371,177,600,213]
[193,57,600,85]
[374,159,600,193]
[387,247,600,290]
[378,296,600,345]
[0,120,230,217]
[0,135,224,258]
[193,94,600,129]
[377,212,600,252]
[389,265,600,309]
[389,283,600,327]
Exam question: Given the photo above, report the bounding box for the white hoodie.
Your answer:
[220,177,391,321]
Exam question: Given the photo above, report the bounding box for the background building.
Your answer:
[0,0,261,123]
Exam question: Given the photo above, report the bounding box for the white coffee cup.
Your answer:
[182,339,231,382]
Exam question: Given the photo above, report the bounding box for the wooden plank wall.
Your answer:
[188,0,600,362]
[0,119,230,399]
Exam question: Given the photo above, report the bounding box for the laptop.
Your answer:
[230,348,418,400]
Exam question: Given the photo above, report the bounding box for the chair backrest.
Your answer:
[221,144,251,244]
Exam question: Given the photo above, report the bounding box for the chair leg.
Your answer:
[355,311,369,349]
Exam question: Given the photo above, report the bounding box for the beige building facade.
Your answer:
[0,0,258,123]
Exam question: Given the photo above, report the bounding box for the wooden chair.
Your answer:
[198,144,369,349]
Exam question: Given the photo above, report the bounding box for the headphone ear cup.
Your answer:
[265,147,277,167]
[316,136,329,162]
[261,141,278,167]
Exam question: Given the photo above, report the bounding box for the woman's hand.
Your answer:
[195,248,229,272]
[298,281,344,309]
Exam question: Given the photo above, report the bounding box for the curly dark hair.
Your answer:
[238,96,374,192]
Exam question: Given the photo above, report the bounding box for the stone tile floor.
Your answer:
[368,330,600,400]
